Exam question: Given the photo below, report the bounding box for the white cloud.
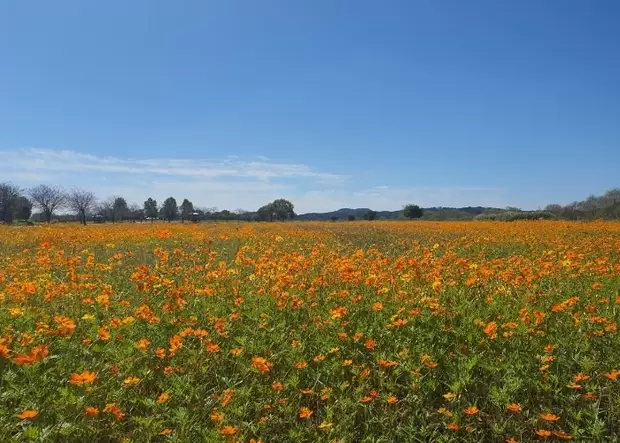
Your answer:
[1,148,508,212]
[2,148,345,183]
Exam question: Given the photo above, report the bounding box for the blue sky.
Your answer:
[1,0,618,212]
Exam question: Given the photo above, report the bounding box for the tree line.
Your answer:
[1,182,618,224]
[0,183,298,224]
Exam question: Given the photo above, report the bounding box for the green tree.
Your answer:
[180,199,194,222]
[257,203,274,222]
[113,197,129,222]
[363,210,377,221]
[403,204,423,220]
[162,197,178,221]
[0,182,23,223]
[14,196,32,220]
[144,198,158,219]
[271,198,296,221]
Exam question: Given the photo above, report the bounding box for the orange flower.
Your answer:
[447,423,460,431]
[295,361,308,369]
[299,407,313,419]
[84,407,99,417]
[210,411,224,423]
[157,392,170,404]
[582,392,598,400]
[553,431,573,440]
[16,410,38,419]
[69,370,97,386]
[231,348,243,356]
[98,327,111,341]
[364,339,376,349]
[251,356,273,374]
[271,382,284,391]
[136,338,151,351]
[605,369,620,380]
[159,429,172,435]
[463,406,479,415]
[506,403,522,413]
[155,347,166,359]
[535,429,552,438]
[386,396,398,404]
[206,342,221,353]
[219,426,238,436]
[484,321,498,339]
[539,412,560,422]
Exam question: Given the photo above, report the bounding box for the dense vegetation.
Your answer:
[0,221,618,442]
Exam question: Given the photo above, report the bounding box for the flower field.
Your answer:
[0,221,619,443]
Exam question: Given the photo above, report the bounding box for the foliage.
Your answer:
[144,198,158,219]
[0,182,27,223]
[0,221,618,442]
[475,211,556,221]
[403,204,423,219]
[180,199,194,221]
[162,197,178,221]
[363,210,377,221]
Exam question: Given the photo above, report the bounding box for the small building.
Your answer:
[191,212,200,223]
[93,214,105,224]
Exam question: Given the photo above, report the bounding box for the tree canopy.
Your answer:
[403,204,423,219]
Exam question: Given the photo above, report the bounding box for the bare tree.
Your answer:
[67,188,97,225]
[29,185,67,223]
[0,182,23,223]
[128,203,142,222]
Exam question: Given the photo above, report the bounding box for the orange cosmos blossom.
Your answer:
[299,407,313,419]
[218,426,238,436]
[605,369,620,380]
[553,431,573,440]
[535,429,552,438]
[463,406,479,415]
[157,392,170,404]
[84,407,99,417]
[539,412,560,422]
[136,338,151,351]
[16,410,38,419]
[69,370,97,386]
[447,423,460,431]
[507,403,522,413]
[210,411,224,423]
[206,342,221,353]
[159,429,172,435]
[251,356,273,374]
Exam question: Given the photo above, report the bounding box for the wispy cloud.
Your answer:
[3,148,345,183]
[1,148,509,212]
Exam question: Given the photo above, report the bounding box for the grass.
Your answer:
[0,221,619,442]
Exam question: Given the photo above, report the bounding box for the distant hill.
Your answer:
[296,206,501,221]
